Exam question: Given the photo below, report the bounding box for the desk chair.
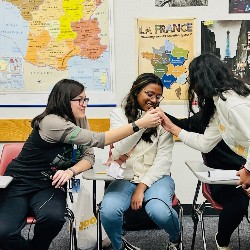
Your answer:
[0,143,77,250]
[94,182,183,250]
[187,166,240,250]
[123,193,184,248]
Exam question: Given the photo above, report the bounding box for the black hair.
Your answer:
[122,73,163,143]
[31,79,85,129]
[188,53,250,130]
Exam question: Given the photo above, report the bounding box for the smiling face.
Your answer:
[136,83,163,111]
[70,91,88,121]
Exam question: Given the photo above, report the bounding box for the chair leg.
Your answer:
[200,212,207,250]
[237,225,241,250]
[191,215,198,250]
[66,207,77,250]
[191,181,201,250]
[97,203,103,250]
[178,203,184,250]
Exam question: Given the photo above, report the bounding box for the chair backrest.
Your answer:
[202,183,223,211]
[0,143,24,175]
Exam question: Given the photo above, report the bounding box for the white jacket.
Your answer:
[110,107,174,187]
[178,91,250,171]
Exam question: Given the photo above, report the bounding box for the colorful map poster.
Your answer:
[137,18,195,103]
[0,0,114,106]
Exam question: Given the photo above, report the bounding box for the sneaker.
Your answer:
[102,236,111,248]
[166,241,180,250]
[122,237,140,250]
[215,234,230,250]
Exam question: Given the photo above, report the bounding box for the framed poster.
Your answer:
[137,18,195,103]
[229,0,250,13]
[0,0,115,107]
[155,0,208,7]
[201,20,250,80]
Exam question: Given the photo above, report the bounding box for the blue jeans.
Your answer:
[100,176,180,250]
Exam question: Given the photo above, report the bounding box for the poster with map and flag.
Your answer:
[137,18,195,103]
[0,0,114,106]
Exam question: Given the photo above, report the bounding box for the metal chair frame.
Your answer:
[191,180,240,250]
[0,143,77,250]
[93,180,184,250]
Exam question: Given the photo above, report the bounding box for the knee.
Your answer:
[100,203,123,223]
[146,201,173,221]
[37,209,65,227]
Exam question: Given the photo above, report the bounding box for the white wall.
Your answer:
[1,0,247,204]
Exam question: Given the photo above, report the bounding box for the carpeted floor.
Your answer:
[22,215,250,250]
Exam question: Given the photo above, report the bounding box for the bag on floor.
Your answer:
[74,185,107,250]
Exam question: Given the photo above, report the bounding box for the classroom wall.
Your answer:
[0,0,247,204]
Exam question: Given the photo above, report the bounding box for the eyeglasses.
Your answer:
[142,88,164,102]
[71,97,90,105]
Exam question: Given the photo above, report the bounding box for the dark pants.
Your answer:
[0,184,66,250]
[210,184,249,246]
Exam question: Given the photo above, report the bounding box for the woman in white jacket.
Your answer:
[160,53,250,250]
[100,73,181,250]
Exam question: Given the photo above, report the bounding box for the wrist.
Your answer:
[132,121,140,132]
[134,119,143,129]
[243,166,250,175]
[170,124,182,136]
[68,167,76,178]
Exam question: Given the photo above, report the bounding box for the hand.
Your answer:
[137,109,161,128]
[236,168,250,188]
[243,186,250,197]
[131,189,144,210]
[158,112,174,132]
[52,169,73,188]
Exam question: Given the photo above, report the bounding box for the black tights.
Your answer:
[0,186,66,250]
[210,184,248,247]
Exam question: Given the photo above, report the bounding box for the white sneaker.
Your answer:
[122,237,140,250]
[215,234,230,250]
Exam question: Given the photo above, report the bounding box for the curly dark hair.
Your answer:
[122,73,163,143]
[188,53,250,130]
[31,79,85,129]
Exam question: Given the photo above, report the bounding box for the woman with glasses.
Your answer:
[100,73,181,250]
[0,79,160,250]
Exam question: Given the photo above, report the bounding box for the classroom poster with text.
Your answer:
[137,18,195,103]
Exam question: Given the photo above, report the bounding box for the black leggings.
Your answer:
[0,185,66,250]
[210,184,249,246]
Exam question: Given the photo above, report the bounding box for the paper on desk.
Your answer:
[106,162,124,179]
[196,170,239,182]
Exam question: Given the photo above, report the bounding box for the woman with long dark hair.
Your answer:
[160,53,250,249]
[100,73,181,250]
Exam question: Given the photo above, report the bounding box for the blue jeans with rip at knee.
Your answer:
[100,175,180,250]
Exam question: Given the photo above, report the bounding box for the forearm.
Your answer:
[105,116,155,146]
[168,124,182,137]
[136,182,148,193]
[66,159,92,177]
[110,110,145,155]
[104,123,134,146]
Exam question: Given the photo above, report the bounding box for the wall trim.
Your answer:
[0,119,179,142]
[0,119,110,142]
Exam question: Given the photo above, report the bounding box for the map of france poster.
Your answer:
[0,0,114,106]
[137,18,195,103]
